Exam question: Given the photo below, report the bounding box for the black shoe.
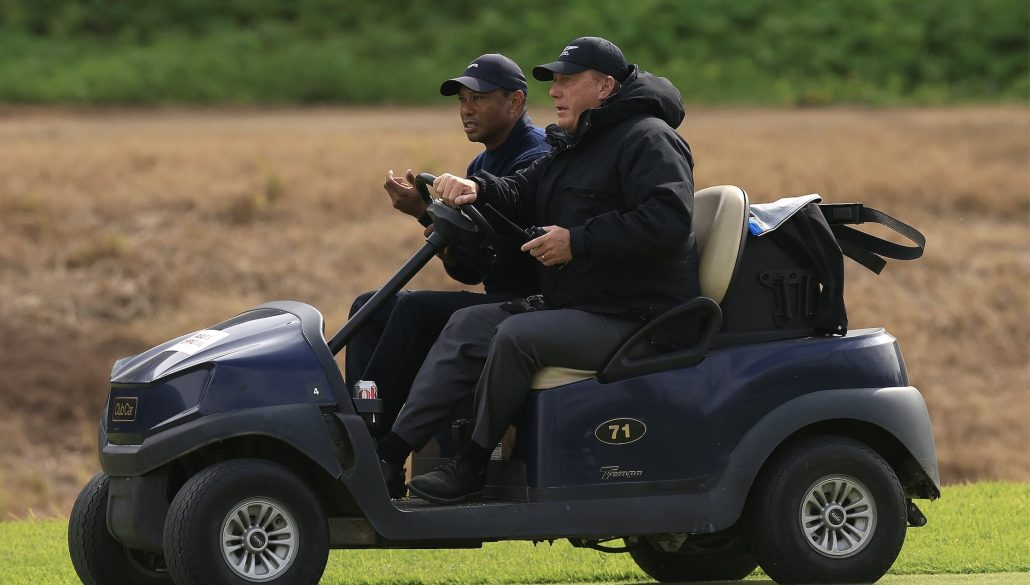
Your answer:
[379,458,407,499]
[406,451,487,505]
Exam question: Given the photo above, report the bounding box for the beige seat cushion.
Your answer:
[530,185,749,390]
[530,366,597,390]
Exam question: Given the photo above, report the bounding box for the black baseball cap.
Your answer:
[440,54,529,96]
[532,36,629,82]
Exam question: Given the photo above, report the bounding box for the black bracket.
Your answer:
[759,269,820,328]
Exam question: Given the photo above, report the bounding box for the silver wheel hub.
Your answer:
[823,504,847,528]
[243,528,268,553]
[221,498,297,582]
[800,475,877,558]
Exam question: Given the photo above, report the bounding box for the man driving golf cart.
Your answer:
[345,55,549,494]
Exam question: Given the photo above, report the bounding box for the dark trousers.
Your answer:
[392,303,643,452]
[345,290,512,433]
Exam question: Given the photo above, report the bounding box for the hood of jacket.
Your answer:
[546,65,685,148]
[596,65,685,129]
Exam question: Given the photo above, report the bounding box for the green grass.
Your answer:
[889,482,1030,575]
[0,483,1026,585]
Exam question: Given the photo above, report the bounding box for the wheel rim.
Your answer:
[220,498,298,582]
[799,474,877,558]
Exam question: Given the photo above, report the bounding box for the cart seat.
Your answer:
[530,185,750,390]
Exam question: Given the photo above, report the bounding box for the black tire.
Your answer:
[748,436,907,584]
[630,538,758,582]
[68,472,171,585]
[163,459,329,585]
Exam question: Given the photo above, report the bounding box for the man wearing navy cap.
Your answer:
[384,37,698,505]
[345,54,549,498]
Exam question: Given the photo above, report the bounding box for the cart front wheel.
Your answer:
[163,459,329,585]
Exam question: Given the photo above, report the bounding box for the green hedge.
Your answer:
[0,0,1026,105]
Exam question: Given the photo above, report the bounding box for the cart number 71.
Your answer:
[594,418,647,445]
[609,424,631,440]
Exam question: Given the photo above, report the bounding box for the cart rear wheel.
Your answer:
[748,436,907,584]
[163,459,329,585]
[629,537,757,582]
[68,472,171,585]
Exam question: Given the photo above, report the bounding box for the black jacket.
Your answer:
[473,66,699,318]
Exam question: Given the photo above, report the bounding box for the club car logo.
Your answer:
[594,417,646,445]
[111,396,138,423]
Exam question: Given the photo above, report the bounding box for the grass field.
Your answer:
[0,483,1026,585]
[0,105,1027,519]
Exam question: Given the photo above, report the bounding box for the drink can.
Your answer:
[353,380,378,400]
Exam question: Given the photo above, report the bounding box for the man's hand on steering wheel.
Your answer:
[433,174,479,207]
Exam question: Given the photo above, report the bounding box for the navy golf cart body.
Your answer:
[70,183,938,585]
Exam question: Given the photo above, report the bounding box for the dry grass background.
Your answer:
[0,105,1027,518]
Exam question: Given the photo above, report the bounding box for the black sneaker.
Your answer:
[406,451,487,505]
[379,458,407,499]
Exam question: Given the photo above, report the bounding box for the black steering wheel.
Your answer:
[415,173,494,238]
[414,172,435,207]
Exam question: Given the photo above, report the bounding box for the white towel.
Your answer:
[748,194,823,236]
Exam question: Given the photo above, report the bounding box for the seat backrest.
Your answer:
[692,185,749,304]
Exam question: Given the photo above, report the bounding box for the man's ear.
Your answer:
[510,90,526,115]
[598,76,617,100]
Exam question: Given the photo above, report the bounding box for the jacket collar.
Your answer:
[542,67,639,152]
[498,112,536,148]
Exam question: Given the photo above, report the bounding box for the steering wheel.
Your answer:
[415,173,494,238]
[414,172,435,207]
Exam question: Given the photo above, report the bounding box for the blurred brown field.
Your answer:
[0,105,1027,519]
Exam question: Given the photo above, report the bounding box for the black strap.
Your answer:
[819,204,926,274]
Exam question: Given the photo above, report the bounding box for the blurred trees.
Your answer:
[0,0,1025,104]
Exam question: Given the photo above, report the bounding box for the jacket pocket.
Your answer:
[560,186,627,216]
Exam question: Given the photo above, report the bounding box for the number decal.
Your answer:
[595,418,646,445]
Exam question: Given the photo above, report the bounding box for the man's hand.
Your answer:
[433,173,478,207]
[522,226,572,266]
[383,169,427,218]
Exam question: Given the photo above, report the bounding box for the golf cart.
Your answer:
[69,175,938,585]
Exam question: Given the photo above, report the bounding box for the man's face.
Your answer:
[548,71,609,132]
[457,86,517,149]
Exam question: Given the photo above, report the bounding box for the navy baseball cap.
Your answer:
[440,54,529,96]
[532,36,629,82]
